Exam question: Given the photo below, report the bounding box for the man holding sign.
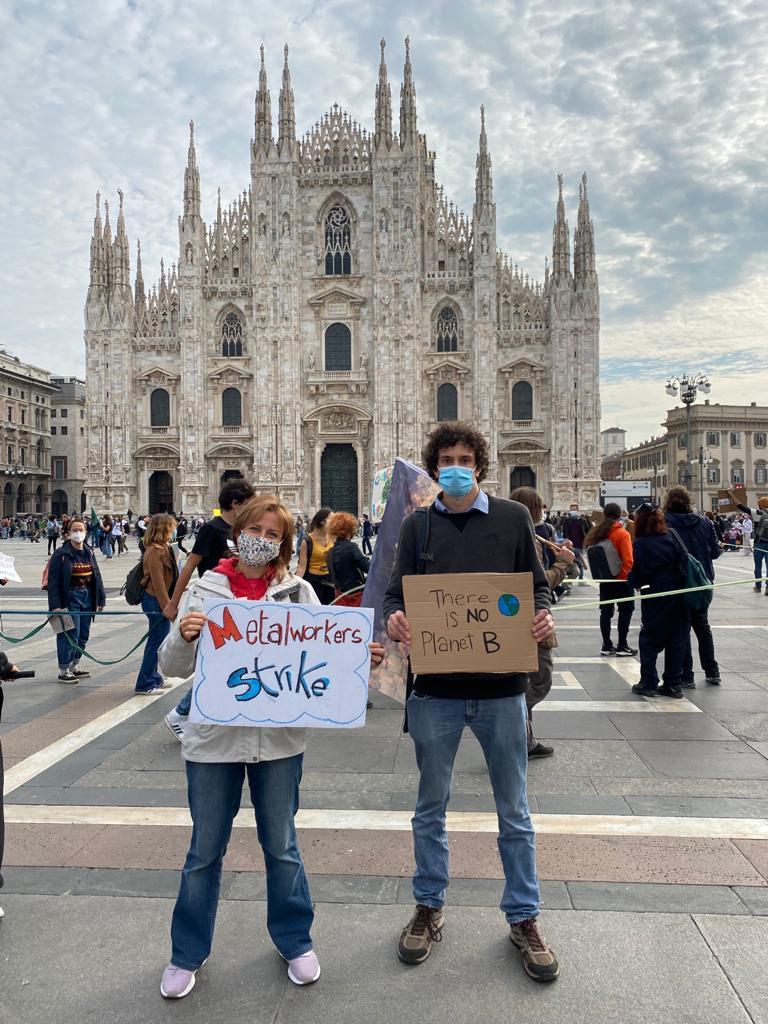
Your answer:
[384,423,559,982]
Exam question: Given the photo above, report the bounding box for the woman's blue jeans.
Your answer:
[56,588,92,671]
[135,593,171,693]
[405,692,540,924]
[170,756,313,970]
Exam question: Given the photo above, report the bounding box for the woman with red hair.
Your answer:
[327,512,370,607]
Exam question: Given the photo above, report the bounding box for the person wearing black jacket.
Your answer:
[628,503,689,698]
[46,516,106,682]
[383,422,558,983]
[326,512,370,606]
[663,487,722,687]
[729,491,768,594]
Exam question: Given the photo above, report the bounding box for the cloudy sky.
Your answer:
[1,0,767,446]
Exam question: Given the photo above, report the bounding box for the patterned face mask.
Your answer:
[236,532,281,567]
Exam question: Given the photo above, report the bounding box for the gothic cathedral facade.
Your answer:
[84,40,600,516]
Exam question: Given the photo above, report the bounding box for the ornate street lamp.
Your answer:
[665,374,711,490]
[3,461,27,477]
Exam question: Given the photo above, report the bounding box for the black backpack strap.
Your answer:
[413,506,434,574]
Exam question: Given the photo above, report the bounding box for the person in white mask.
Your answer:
[46,516,106,682]
[157,494,384,1000]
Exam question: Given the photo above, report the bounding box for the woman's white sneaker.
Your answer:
[160,964,197,999]
[287,950,321,985]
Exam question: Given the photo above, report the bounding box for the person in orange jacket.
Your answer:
[585,503,636,656]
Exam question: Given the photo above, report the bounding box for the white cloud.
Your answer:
[1,0,767,444]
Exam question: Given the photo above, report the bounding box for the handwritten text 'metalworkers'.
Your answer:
[208,607,365,651]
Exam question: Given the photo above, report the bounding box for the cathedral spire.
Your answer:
[183,119,201,219]
[113,188,131,290]
[89,191,104,289]
[551,173,571,280]
[278,43,296,149]
[102,199,114,291]
[474,105,493,209]
[254,43,273,149]
[134,238,145,308]
[374,38,392,147]
[399,36,418,149]
[574,172,596,280]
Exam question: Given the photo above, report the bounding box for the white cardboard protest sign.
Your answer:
[0,552,22,583]
[188,599,373,729]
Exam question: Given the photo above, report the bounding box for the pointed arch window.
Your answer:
[150,388,170,427]
[324,206,352,276]
[511,381,533,420]
[435,307,458,352]
[222,312,243,357]
[222,387,242,427]
[437,383,458,422]
[325,323,352,371]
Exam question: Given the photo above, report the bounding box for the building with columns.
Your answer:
[84,39,601,516]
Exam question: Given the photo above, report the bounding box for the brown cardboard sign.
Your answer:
[717,488,748,513]
[403,572,539,675]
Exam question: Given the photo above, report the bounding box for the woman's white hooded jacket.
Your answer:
[158,568,320,763]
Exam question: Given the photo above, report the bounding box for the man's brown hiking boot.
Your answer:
[397,905,445,964]
[509,917,560,981]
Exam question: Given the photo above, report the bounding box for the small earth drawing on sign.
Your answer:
[498,594,520,617]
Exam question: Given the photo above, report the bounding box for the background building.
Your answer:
[49,376,87,516]
[83,40,600,516]
[665,400,768,509]
[602,401,768,510]
[601,426,626,458]
[0,350,56,516]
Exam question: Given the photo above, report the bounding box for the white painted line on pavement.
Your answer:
[550,670,583,690]
[539,699,700,713]
[5,804,768,840]
[2,677,187,795]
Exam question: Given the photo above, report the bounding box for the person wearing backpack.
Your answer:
[134,514,179,695]
[584,503,636,657]
[627,503,689,698]
[45,516,60,556]
[663,486,722,687]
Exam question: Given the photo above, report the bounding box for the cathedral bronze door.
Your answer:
[510,466,536,492]
[321,444,358,513]
[149,470,174,513]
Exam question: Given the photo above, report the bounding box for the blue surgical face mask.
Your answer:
[438,466,476,498]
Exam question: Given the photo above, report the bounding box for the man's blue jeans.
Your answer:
[170,756,314,970]
[405,692,539,924]
[56,587,92,671]
[135,593,171,693]
[754,545,768,587]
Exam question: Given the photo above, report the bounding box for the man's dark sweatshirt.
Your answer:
[383,496,550,699]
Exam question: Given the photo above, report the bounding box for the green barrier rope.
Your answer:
[1,574,765,658]
[553,574,768,611]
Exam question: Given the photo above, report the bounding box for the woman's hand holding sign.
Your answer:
[180,611,208,643]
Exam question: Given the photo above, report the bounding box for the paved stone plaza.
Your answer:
[1,538,768,1023]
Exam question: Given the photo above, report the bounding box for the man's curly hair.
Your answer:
[422,422,490,482]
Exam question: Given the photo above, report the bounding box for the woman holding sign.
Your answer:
[157,494,383,1000]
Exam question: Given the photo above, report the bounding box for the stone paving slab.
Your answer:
[7,823,768,886]
[623,795,768,818]
[693,915,768,1024]
[594,777,768,798]
[0,897,757,1024]
[566,881,748,915]
[607,712,734,741]
[733,886,768,915]
[628,739,768,779]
